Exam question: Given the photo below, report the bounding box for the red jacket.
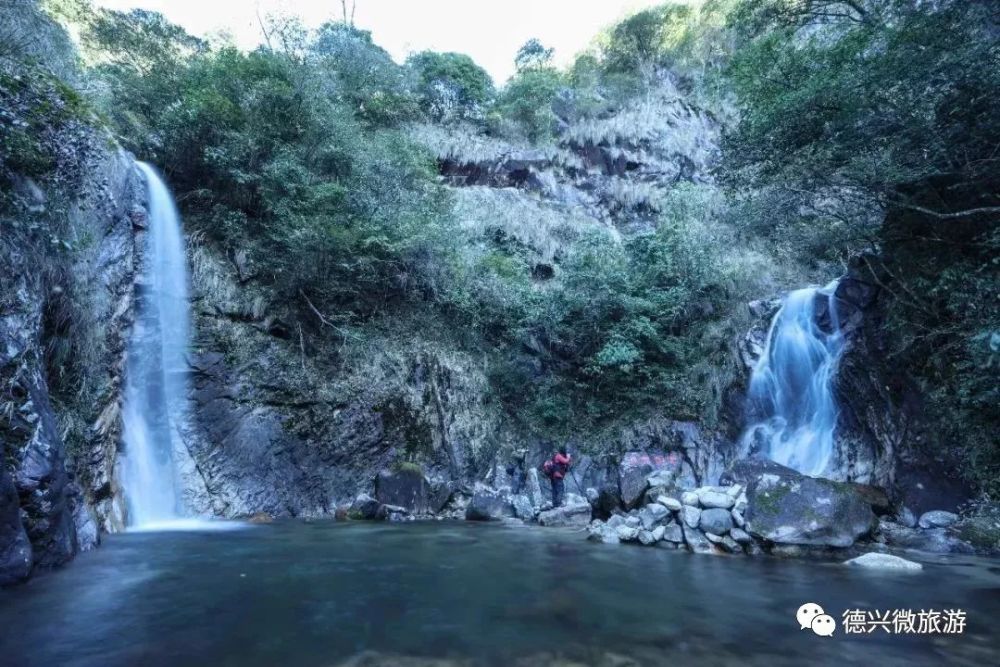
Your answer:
[551,453,571,480]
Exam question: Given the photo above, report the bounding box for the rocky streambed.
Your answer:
[339,457,999,563]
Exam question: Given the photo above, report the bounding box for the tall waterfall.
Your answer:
[120,163,190,528]
[740,279,844,477]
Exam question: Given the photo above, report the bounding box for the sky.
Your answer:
[93,0,669,83]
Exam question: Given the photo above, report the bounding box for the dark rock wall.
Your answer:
[0,147,142,584]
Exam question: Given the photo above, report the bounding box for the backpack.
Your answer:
[541,460,554,478]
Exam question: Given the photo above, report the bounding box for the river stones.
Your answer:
[681,491,699,506]
[682,523,714,554]
[743,464,876,548]
[844,553,923,571]
[696,487,735,510]
[538,502,591,528]
[698,508,733,535]
[617,525,640,542]
[656,495,682,512]
[681,505,701,529]
[661,523,684,543]
[730,527,752,544]
[918,510,959,529]
[639,503,669,529]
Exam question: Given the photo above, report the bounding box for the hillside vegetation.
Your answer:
[4,0,998,494]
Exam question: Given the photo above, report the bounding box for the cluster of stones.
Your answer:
[587,484,752,554]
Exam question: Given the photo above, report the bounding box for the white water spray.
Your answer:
[121,163,190,528]
[740,279,844,477]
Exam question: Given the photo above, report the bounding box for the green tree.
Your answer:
[406,50,495,121]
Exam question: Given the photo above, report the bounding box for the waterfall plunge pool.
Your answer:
[1,521,998,666]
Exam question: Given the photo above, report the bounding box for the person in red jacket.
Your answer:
[542,446,572,507]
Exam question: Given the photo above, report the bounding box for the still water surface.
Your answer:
[1,521,997,666]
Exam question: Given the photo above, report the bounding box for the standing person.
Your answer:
[542,446,571,507]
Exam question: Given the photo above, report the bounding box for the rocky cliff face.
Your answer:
[0,142,144,583]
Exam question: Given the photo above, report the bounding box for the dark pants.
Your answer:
[551,477,564,507]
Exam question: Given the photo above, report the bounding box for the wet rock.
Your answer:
[465,488,512,521]
[592,484,623,519]
[698,508,733,535]
[720,535,742,554]
[896,507,917,528]
[1,468,32,586]
[852,484,892,515]
[661,523,684,543]
[625,515,641,529]
[844,553,923,571]
[681,505,701,529]
[656,495,682,512]
[587,520,620,544]
[639,503,669,530]
[682,524,714,554]
[730,527,752,545]
[350,494,380,520]
[743,463,876,548]
[651,525,666,542]
[918,510,959,529]
[538,502,591,528]
[731,509,746,528]
[375,466,432,514]
[638,530,657,545]
[616,525,640,542]
[375,504,410,521]
[511,494,536,521]
[704,532,723,544]
[618,457,651,510]
[879,520,974,554]
[696,487,735,510]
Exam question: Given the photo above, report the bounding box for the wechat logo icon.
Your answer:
[797,602,836,637]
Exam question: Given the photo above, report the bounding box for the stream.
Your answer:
[1,521,998,666]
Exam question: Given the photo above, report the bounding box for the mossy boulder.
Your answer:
[743,461,877,548]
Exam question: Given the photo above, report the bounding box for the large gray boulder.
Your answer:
[538,503,591,529]
[375,466,432,514]
[696,487,735,510]
[699,508,733,536]
[743,462,876,548]
[465,488,513,521]
[618,456,651,510]
[918,510,959,529]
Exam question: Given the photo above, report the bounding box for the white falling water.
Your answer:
[121,162,190,529]
[740,279,844,477]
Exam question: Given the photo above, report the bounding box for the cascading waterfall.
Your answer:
[740,279,844,477]
[120,162,190,529]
